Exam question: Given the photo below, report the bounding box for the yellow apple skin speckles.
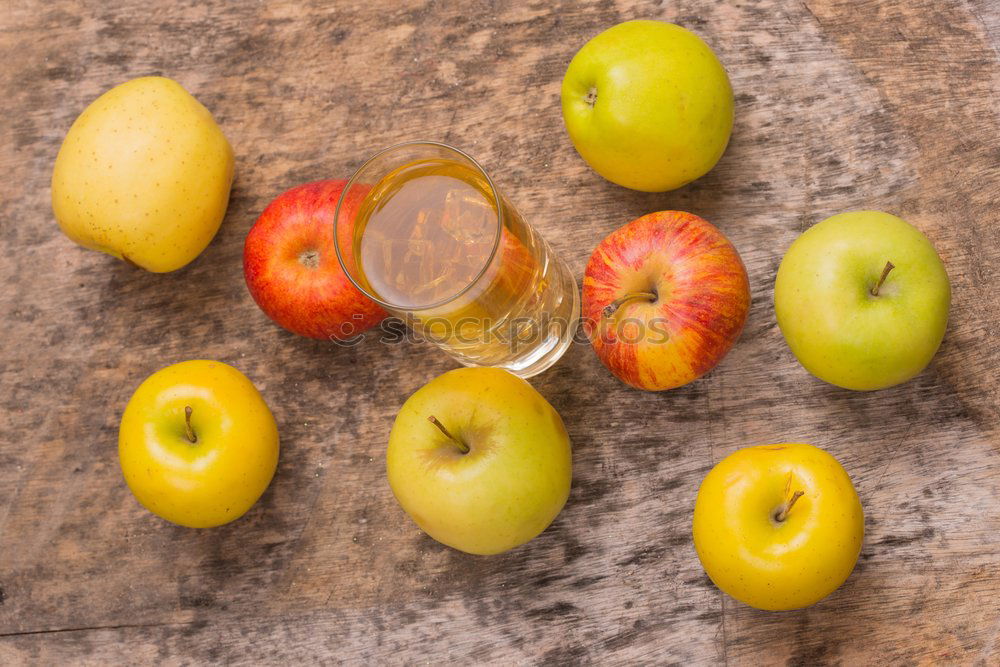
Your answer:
[52,76,234,272]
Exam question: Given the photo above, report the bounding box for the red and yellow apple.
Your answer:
[582,211,750,390]
[244,180,386,341]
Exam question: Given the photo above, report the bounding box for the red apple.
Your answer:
[582,211,750,390]
[243,180,386,340]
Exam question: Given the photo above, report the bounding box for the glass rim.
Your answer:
[332,140,504,312]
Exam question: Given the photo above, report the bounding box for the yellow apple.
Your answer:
[692,443,864,611]
[561,20,733,192]
[118,360,279,528]
[386,367,572,555]
[52,76,234,272]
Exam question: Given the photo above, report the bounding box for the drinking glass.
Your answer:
[333,141,579,377]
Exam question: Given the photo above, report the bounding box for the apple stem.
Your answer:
[602,291,657,319]
[871,261,895,296]
[427,415,469,454]
[774,490,804,523]
[184,406,197,444]
[585,86,598,107]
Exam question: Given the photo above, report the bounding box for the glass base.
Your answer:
[462,282,581,379]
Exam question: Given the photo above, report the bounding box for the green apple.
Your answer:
[561,20,733,192]
[774,211,950,391]
[386,367,572,555]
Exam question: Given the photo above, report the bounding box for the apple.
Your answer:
[243,180,386,341]
[692,443,864,611]
[118,360,279,528]
[774,210,950,390]
[582,211,750,391]
[561,20,733,192]
[386,367,572,555]
[52,77,234,272]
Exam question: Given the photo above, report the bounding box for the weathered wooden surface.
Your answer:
[2,0,999,663]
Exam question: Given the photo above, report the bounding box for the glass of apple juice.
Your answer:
[333,141,580,377]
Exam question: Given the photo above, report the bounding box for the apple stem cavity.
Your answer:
[774,490,804,523]
[428,415,469,454]
[602,291,658,319]
[184,405,197,444]
[871,260,895,297]
[584,86,598,107]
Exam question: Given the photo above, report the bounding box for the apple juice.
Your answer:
[351,156,579,375]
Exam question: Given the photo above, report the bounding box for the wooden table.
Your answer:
[2,0,999,663]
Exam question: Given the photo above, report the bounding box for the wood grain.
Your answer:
[1,0,999,663]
